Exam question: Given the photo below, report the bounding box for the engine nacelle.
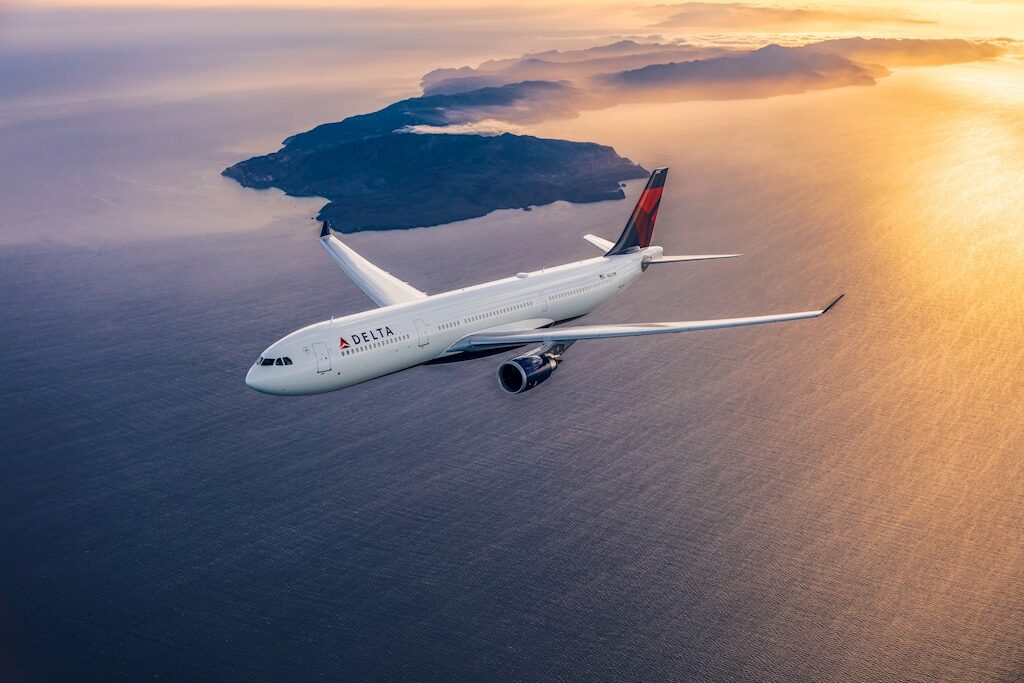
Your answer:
[497,352,559,394]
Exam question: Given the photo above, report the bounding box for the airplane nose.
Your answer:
[245,365,269,393]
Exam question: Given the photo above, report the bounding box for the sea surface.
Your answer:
[1,9,1022,682]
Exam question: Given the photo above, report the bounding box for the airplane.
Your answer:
[245,167,842,396]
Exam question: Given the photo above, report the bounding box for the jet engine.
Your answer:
[498,353,557,394]
[497,343,571,394]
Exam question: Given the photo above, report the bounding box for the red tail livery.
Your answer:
[606,167,667,255]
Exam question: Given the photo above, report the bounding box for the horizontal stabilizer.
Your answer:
[583,234,615,252]
[319,222,427,307]
[647,254,742,264]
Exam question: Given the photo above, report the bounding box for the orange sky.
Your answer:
[9,1,1022,40]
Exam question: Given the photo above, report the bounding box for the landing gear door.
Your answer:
[414,319,429,347]
[312,341,331,373]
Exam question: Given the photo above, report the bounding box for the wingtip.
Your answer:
[320,221,331,238]
[821,293,845,315]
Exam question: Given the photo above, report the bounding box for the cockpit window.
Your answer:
[259,356,294,367]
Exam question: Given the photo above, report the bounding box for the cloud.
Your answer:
[282,80,581,154]
[415,38,1004,119]
[598,44,882,99]
[398,120,531,136]
[598,38,1005,97]
[421,40,733,96]
[801,37,1004,66]
[644,2,934,30]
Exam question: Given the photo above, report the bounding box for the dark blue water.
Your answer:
[2,194,1022,680]
[3,229,760,682]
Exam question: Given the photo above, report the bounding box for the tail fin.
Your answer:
[606,167,667,256]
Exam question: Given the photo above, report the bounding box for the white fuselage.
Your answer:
[245,251,645,395]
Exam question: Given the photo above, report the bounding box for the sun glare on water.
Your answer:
[882,60,1024,282]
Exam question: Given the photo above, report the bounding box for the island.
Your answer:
[223,82,647,233]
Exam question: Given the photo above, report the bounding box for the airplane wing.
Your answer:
[647,254,742,264]
[319,222,427,307]
[451,295,843,350]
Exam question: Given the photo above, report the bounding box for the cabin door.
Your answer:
[542,288,556,313]
[312,342,331,373]
[414,319,429,347]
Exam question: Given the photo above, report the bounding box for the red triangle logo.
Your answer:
[339,337,350,349]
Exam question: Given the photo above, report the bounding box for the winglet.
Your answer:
[820,293,845,316]
[320,221,331,238]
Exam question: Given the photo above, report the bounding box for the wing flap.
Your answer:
[319,223,427,307]
[456,295,843,349]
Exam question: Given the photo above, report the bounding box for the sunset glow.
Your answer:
[8,0,1024,36]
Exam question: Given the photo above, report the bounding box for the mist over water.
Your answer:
[1,7,1022,682]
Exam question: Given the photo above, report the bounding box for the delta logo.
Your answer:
[344,326,395,347]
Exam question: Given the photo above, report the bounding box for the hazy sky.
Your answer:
[7,1,1024,38]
